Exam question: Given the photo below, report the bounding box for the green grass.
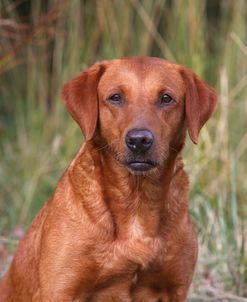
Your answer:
[0,0,246,299]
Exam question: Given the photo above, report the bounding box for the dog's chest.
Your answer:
[93,215,162,287]
[128,215,144,238]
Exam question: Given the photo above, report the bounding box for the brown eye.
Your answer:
[108,93,123,105]
[157,93,174,108]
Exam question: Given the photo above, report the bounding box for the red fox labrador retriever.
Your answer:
[0,57,217,301]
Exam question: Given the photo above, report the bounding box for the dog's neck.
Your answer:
[69,141,189,239]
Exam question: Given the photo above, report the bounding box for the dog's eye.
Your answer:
[157,93,174,107]
[108,93,123,105]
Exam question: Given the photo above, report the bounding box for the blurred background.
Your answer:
[0,0,246,300]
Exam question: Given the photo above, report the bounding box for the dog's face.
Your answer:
[97,58,187,173]
[62,57,217,174]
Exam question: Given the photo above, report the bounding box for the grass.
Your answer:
[0,0,246,299]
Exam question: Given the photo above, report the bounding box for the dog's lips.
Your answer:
[126,160,157,172]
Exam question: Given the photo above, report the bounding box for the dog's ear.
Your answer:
[180,68,217,144]
[62,61,108,141]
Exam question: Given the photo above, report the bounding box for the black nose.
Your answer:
[125,129,154,153]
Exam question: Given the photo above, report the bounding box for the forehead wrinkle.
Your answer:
[142,69,185,99]
[115,64,159,102]
[99,66,140,96]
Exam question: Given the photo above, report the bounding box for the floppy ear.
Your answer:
[62,61,108,141]
[180,68,217,144]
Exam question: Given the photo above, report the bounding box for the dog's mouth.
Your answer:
[125,160,157,172]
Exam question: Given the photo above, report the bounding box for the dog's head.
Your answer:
[62,57,217,174]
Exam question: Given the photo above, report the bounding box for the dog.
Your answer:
[0,56,217,301]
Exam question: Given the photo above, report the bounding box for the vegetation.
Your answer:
[0,0,246,300]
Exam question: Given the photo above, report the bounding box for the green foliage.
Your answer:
[0,0,246,298]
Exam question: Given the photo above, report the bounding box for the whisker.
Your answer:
[93,144,109,152]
